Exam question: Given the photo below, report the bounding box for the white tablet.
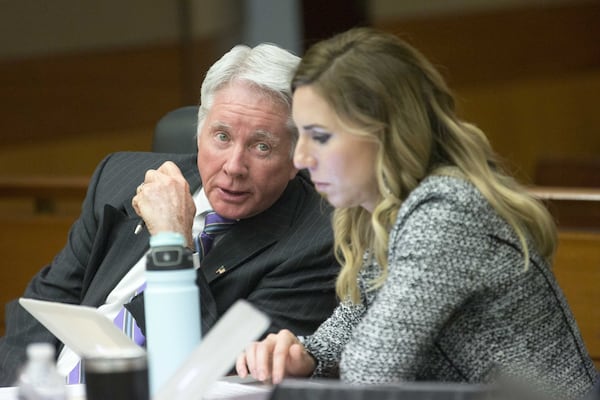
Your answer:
[19,298,144,358]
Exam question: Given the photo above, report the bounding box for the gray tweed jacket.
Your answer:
[303,175,597,399]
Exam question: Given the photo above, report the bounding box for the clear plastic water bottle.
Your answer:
[16,342,66,400]
[144,231,201,395]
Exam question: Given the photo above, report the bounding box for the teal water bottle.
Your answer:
[144,232,201,395]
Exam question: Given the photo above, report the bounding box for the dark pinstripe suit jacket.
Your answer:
[0,152,339,385]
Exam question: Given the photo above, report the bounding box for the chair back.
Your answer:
[152,106,199,153]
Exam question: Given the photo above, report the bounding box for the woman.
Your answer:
[236,27,598,398]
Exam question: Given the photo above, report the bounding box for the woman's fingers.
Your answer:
[271,334,296,384]
[235,331,292,383]
[235,330,316,384]
[235,348,250,378]
[254,337,276,382]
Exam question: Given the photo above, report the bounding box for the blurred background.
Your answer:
[0,0,599,363]
[1,0,598,182]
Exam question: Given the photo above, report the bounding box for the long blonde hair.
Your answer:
[292,27,557,303]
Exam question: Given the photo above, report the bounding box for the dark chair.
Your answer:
[152,106,199,154]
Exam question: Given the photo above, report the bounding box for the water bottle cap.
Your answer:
[150,232,185,248]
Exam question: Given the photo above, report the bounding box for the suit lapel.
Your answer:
[81,205,150,306]
[179,155,202,192]
[201,217,281,281]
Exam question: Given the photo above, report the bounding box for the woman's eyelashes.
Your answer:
[302,125,333,144]
[310,131,332,144]
[310,129,331,144]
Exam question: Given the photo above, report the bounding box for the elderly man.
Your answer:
[0,43,339,385]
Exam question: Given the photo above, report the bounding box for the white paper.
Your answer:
[204,380,271,400]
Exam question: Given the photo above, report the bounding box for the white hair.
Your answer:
[197,43,300,151]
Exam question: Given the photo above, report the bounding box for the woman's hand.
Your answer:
[235,329,316,384]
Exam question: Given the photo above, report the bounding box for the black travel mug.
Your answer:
[84,353,149,400]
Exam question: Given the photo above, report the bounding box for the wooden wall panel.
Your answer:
[0,37,218,177]
[374,1,600,183]
[374,1,600,86]
[0,216,76,337]
[0,45,182,146]
[456,71,600,182]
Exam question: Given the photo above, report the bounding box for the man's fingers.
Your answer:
[157,160,184,177]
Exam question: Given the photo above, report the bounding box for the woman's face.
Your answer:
[292,85,380,212]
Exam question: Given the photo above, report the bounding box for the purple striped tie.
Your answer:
[67,282,147,383]
[194,211,236,261]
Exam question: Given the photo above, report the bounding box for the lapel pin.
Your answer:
[216,266,226,275]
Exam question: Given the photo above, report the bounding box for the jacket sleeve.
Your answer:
[301,299,366,378]
[245,228,340,338]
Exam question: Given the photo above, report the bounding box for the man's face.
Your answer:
[197,81,298,220]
